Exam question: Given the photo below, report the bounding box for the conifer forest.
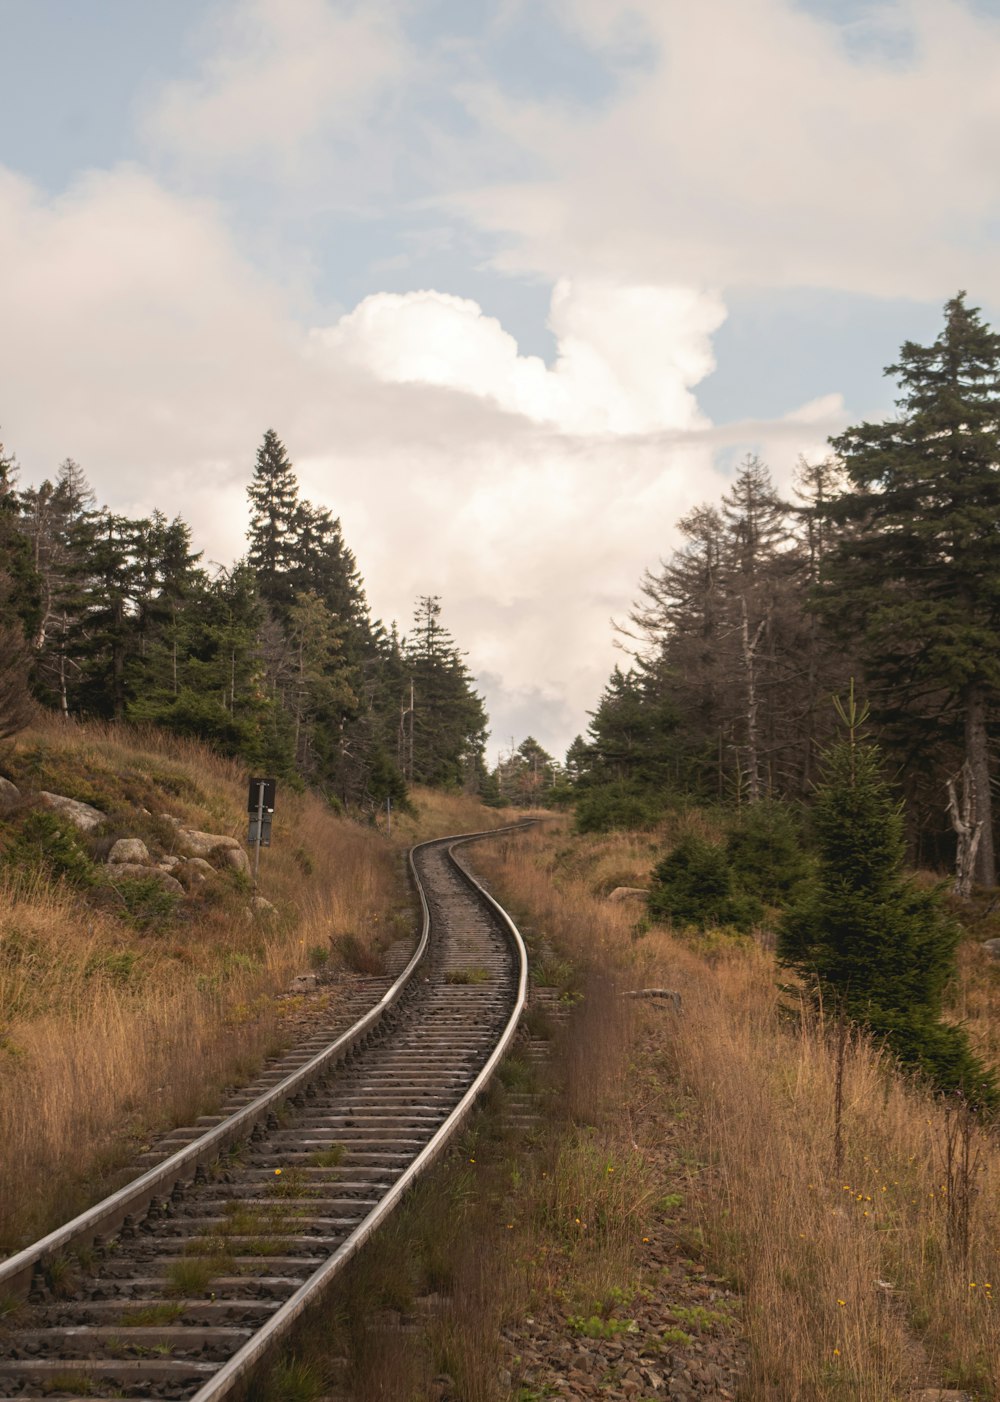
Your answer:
[3,283,1000,1304]
[2,291,1000,875]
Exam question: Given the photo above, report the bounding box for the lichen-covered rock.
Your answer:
[158,855,181,870]
[981,938,1000,960]
[38,791,105,832]
[246,895,277,918]
[0,776,20,806]
[607,886,649,903]
[105,863,184,895]
[177,857,215,886]
[288,972,318,992]
[222,846,251,877]
[179,829,240,859]
[108,838,151,865]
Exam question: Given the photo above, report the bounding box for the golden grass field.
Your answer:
[3,720,1000,1398]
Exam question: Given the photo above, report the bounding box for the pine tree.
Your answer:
[778,692,995,1105]
[824,292,1000,886]
[0,433,42,643]
[247,429,300,615]
[402,596,488,788]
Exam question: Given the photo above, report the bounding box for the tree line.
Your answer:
[572,293,1000,891]
[0,427,488,810]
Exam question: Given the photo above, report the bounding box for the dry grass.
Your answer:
[0,716,425,1250]
[472,820,1000,1400]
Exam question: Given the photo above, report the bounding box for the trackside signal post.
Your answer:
[247,777,276,887]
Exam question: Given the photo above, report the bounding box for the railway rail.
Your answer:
[0,824,532,1400]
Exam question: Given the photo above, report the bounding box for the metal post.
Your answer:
[252,780,265,889]
[386,796,391,837]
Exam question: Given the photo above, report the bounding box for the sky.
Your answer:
[2,0,999,763]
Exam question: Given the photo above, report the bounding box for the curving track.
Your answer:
[0,826,531,1400]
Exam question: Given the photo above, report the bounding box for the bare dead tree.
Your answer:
[946,761,982,900]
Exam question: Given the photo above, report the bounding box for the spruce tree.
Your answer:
[824,292,1000,885]
[247,429,300,614]
[778,692,995,1106]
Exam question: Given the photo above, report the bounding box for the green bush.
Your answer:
[725,801,810,905]
[648,835,762,932]
[106,875,182,931]
[0,810,96,888]
[574,782,666,834]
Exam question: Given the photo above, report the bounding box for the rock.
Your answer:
[108,838,151,865]
[222,846,251,877]
[105,863,184,895]
[0,776,20,806]
[179,829,240,859]
[981,938,1000,959]
[288,973,318,992]
[158,855,181,870]
[910,1392,973,1402]
[607,886,649,903]
[177,857,216,886]
[38,791,105,832]
[246,895,277,918]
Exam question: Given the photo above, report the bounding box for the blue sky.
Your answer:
[2,0,999,758]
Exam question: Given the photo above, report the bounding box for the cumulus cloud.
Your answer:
[314,281,725,432]
[0,154,845,759]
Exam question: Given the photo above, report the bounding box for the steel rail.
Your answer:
[0,822,529,1307]
[185,826,530,1401]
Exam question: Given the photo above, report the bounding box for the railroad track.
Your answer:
[0,825,532,1400]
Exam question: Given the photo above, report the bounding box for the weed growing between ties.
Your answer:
[470,821,1000,1400]
[258,861,686,1402]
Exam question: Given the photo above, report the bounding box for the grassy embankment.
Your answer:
[269,816,1000,1402]
[0,715,514,1251]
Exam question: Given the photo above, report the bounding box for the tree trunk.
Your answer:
[740,596,767,804]
[964,681,995,886]
[946,761,982,899]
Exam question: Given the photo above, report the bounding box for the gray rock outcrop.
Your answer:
[179,829,241,859]
[981,939,1000,960]
[0,777,20,806]
[105,863,184,895]
[607,886,649,903]
[177,857,216,886]
[108,837,151,865]
[222,846,251,877]
[38,792,105,832]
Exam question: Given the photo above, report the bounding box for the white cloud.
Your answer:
[315,280,725,433]
[449,0,1000,301]
[143,0,406,180]
[0,159,845,760]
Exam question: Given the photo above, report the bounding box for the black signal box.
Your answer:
[247,777,277,813]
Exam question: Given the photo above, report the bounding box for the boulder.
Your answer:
[179,829,240,859]
[607,886,649,903]
[981,939,1000,960]
[246,895,277,918]
[0,777,20,806]
[105,863,184,895]
[38,791,105,832]
[177,857,216,886]
[108,837,151,865]
[288,972,318,993]
[222,846,251,877]
[158,855,181,871]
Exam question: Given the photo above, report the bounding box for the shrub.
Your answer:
[725,800,810,905]
[648,834,762,932]
[574,783,666,834]
[0,810,96,888]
